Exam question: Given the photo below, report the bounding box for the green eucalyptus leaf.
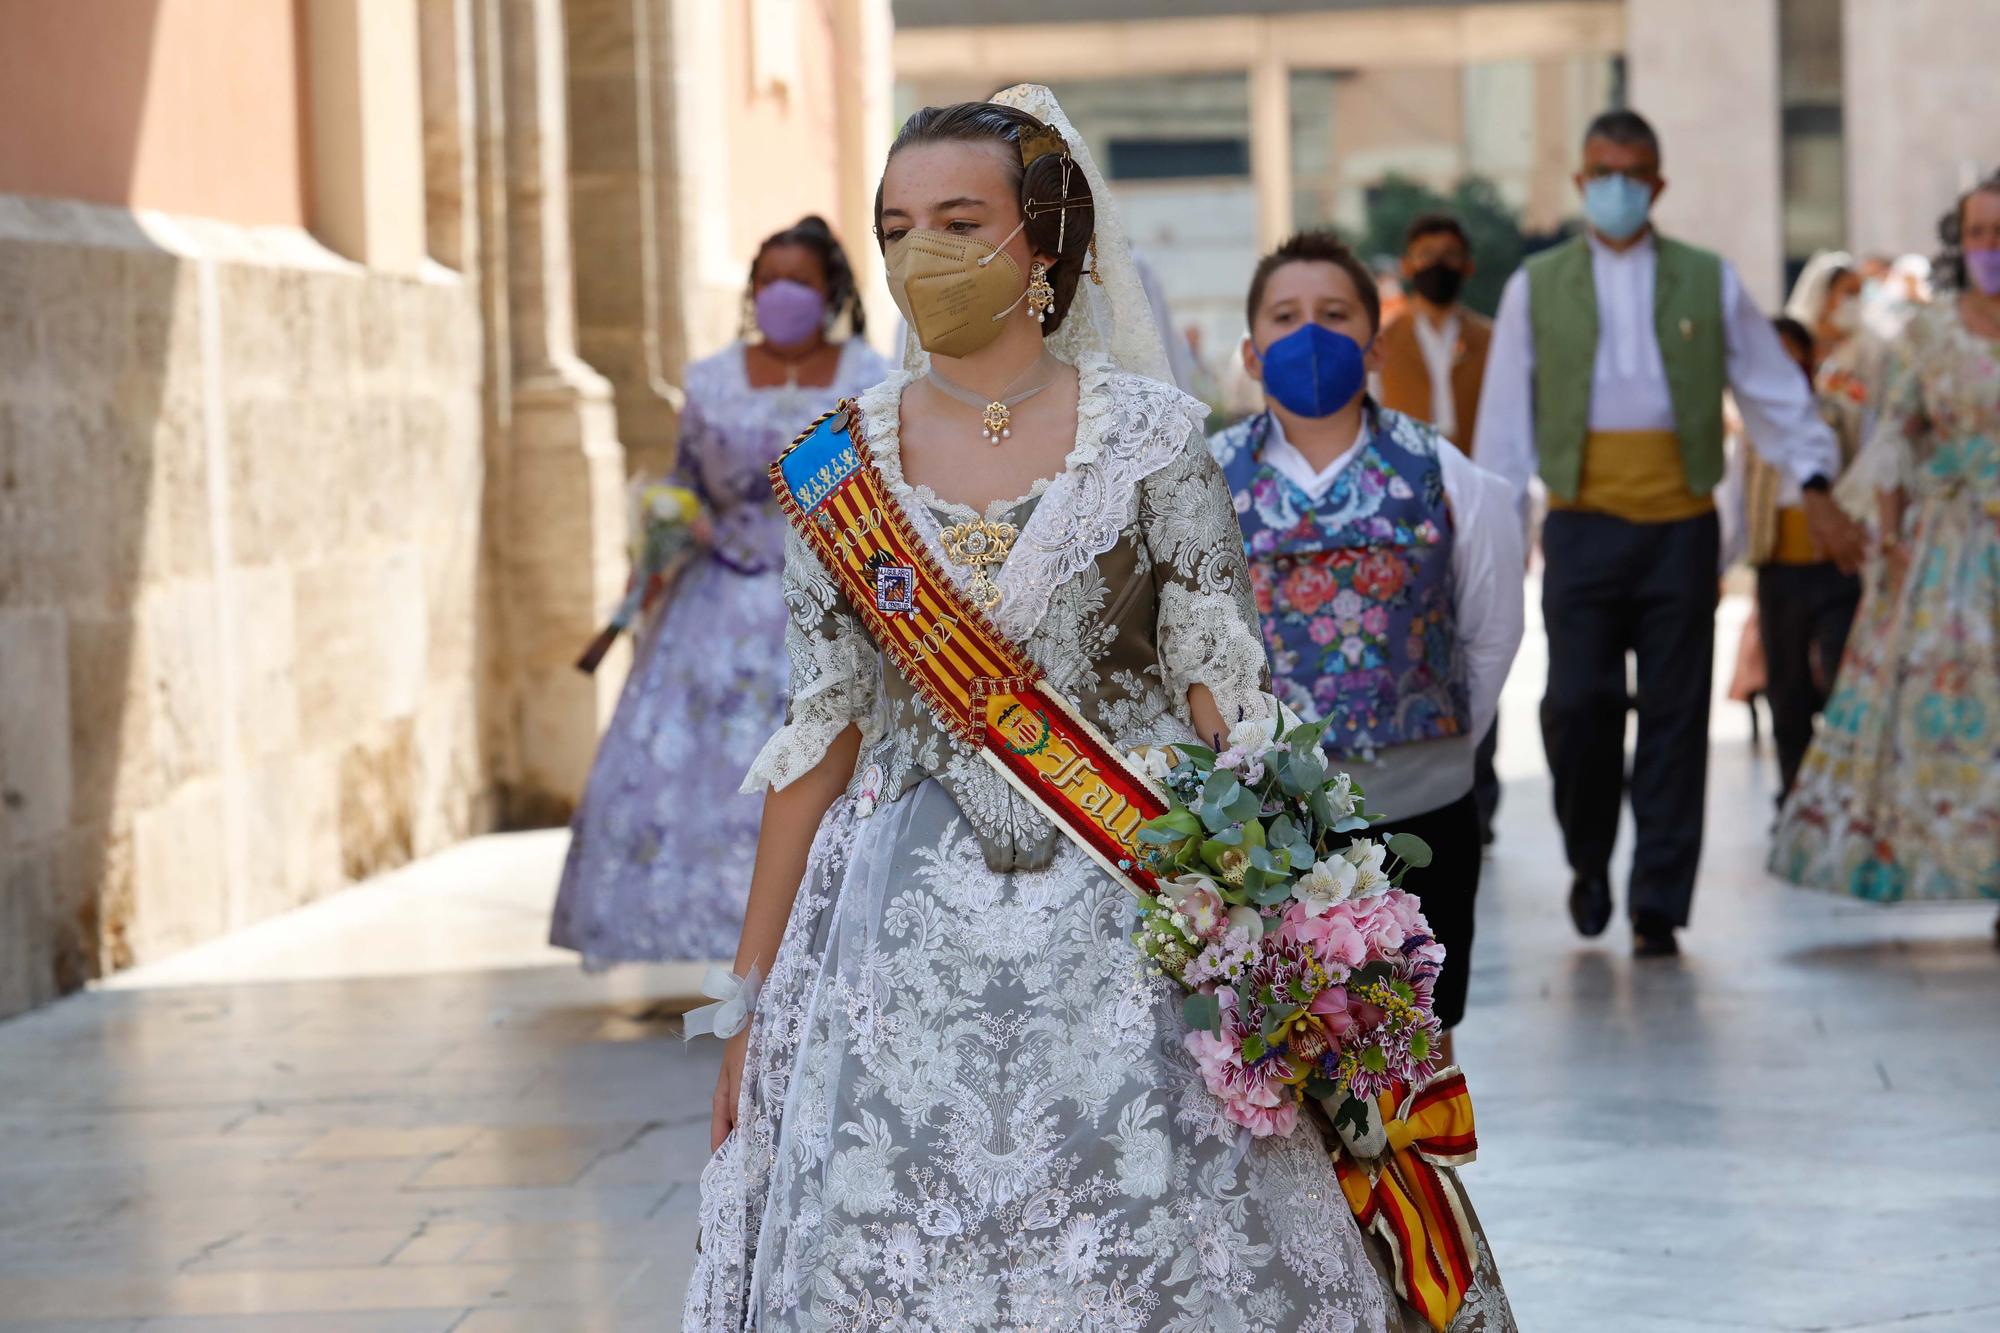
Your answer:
[1182,993,1221,1034]
[1201,771,1242,807]
[1387,831,1433,868]
[1253,879,1295,907]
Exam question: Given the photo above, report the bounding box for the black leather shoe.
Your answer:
[1633,914,1680,958]
[1568,873,1613,938]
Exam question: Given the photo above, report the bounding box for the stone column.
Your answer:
[303,0,429,274]
[1842,0,2000,258]
[1627,0,1785,308]
[830,0,897,345]
[565,0,682,479]
[481,0,630,821]
[1249,32,1293,253]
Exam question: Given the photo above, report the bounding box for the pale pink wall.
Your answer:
[724,0,846,255]
[0,0,306,227]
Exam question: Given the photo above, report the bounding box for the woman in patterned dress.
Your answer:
[682,87,1513,1333]
[1772,173,2000,924]
[549,217,887,967]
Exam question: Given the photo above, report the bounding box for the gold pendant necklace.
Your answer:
[939,515,1017,610]
[926,353,1062,446]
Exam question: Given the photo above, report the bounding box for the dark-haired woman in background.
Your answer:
[1773,172,2000,923]
[1210,231,1524,1061]
[549,216,886,968]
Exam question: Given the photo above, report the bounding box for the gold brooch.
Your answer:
[939,516,1017,610]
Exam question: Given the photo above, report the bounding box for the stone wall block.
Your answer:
[378,544,430,721]
[241,750,341,921]
[293,559,390,750]
[337,717,416,881]
[26,239,131,392]
[145,383,216,584]
[64,610,161,830]
[356,275,411,380]
[0,239,46,396]
[0,848,56,1016]
[0,608,74,850]
[228,565,300,761]
[140,582,225,791]
[224,393,323,569]
[49,820,131,991]
[217,261,306,392]
[412,680,481,856]
[353,396,419,543]
[128,776,227,964]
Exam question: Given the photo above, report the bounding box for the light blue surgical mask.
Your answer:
[1581,174,1654,243]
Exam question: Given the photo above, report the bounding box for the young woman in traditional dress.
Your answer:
[549,217,886,968]
[1209,233,1524,1060]
[682,87,1513,1332]
[1772,173,2000,931]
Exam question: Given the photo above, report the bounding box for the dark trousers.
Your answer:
[1473,722,1500,837]
[1540,509,1719,928]
[1372,791,1482,1029]
[1756,561,1861,803]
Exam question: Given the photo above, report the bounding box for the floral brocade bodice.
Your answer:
[1211,409,1471,757]
[745,355,1273,874]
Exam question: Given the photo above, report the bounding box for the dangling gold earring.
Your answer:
[1026,261,1055,326]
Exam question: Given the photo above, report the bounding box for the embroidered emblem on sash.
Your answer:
[873,564,916,615]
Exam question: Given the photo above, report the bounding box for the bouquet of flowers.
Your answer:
[1131,708,1444,1148]
[575,480,702,674]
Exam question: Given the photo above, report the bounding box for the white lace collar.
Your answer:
[853,353,1205,643]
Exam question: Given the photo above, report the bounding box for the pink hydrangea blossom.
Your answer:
[1184,1023,1300,1139]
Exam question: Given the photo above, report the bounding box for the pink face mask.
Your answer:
[1962,248,2000,296]
[754,279,828,346]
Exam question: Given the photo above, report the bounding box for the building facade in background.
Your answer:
[0,0,891,1018]
[896,0,1999,368]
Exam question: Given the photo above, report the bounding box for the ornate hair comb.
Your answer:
[1018,124,1068,167]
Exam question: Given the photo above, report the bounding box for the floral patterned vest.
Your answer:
[1210,408,1471,757]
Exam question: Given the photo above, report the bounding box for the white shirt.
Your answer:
[1260,413,1526,818]
[1472,233,1840,509]
[1412,310,1462,440]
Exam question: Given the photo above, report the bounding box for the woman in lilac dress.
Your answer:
[551,217,889,966]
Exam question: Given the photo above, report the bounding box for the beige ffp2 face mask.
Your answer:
[884,221,1031,360]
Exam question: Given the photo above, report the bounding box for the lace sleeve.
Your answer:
[1141,431,1272,731]
[740,525,880,793]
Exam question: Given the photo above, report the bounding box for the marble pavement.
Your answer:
[1,594,1995,1331]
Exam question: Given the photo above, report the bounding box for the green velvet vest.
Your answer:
[1526,234,1728,500]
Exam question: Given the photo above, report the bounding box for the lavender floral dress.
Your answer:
[550,338,888,965]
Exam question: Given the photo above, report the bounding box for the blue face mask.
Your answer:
[1581,174,1654,243]
[1254,322,1368,418]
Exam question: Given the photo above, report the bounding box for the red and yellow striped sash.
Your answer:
[771,403,1167,896]
[1333,1069,1482,1330]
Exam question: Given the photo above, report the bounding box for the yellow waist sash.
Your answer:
[1767,505,1821,565]
[1547,429,1716,523]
